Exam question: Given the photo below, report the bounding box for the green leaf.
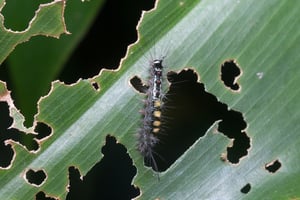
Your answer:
[2,0,300,199]
[0,80,7,95]
[0,0,68,63]
[3,0,104,125]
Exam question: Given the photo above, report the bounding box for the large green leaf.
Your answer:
[1,0,300,199]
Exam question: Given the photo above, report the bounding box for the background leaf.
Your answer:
[0,0,67,63]
[1,0,104,126]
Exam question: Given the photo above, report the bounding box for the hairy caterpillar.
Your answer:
[136,58,165,176]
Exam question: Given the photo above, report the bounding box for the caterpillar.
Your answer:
[137,58,165,175]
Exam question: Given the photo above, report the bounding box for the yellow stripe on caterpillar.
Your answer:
[153,128,160,134]
[153,110,161,118]
[154,100,161,108]
[153,120,161,127]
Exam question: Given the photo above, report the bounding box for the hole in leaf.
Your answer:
[130,75,149,94]
[0,100,52,161]
[0,100,52,160]
[36,191,57,200]
[0,142,14,169]
[0,102,15,168]
[34,122,52,140]
[67,135,139,200]
[142,68,250,171]
[240,183,251,194]
[91,82,100,91]
[220,59,241,91]
[8,121,51,151]
[218,111,250,164]
[25,169,47,187]
[2,0,50,31]
[59,0,156,84]
[9,128,39,151]
[265,159,281,173]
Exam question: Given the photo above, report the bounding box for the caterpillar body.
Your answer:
[137,58,164,173]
